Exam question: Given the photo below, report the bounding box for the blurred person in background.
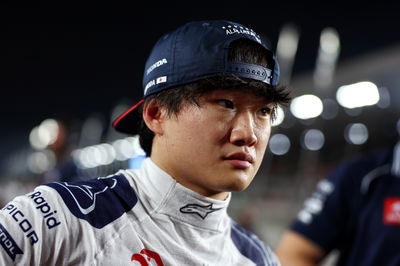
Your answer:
[275,139,400,266]
[0,20,290,265]
[0,117,83,210]
[40,118,83,183]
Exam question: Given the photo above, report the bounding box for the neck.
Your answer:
[150,154,230,201]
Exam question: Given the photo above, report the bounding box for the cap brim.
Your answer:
[112,99,144,135]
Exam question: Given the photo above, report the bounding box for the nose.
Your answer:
[229,112,257,147]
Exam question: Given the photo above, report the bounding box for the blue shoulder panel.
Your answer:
[231,220,276,266]
[45,174,138,229]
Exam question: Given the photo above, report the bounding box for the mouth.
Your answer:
[224,152,254,169]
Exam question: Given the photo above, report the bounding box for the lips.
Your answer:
[224,152,254,169]
[226,152,254,163]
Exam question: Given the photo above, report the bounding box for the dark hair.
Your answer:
[139,38,291,156]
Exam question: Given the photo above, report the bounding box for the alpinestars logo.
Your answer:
[131,249,164,266]
[180,203,222,219]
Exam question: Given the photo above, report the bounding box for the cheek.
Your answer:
[182,110,224,137]
[256,128,271,154]
[170,114,212,149]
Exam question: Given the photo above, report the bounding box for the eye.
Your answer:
[216,99,234,109]
[259,107,273,116]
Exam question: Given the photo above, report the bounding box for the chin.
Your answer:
[224,176,253,192]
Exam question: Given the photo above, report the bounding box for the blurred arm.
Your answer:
[275,231,325,266]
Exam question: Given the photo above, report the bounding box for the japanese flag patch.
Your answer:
[156,76,167,84]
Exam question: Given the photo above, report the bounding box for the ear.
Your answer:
[142,101,166,135]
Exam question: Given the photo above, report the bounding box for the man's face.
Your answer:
[151,89,273,200]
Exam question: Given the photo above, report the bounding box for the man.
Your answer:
[275,141,400,266]
[0,20,290,265]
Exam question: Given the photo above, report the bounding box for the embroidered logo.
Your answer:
[384,197,400,225]
[2,204,39,246]
[0,223,23,261]
[26,191,60,229]
[131,249,164,266]
[180,203,222,219]
[221,24,261,43]
[146,58,168,75]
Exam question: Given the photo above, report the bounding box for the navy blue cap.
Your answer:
[113,20,280,134]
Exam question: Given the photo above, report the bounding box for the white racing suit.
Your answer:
[0,158,279,265]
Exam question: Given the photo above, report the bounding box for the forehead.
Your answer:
[202,88,273,105]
